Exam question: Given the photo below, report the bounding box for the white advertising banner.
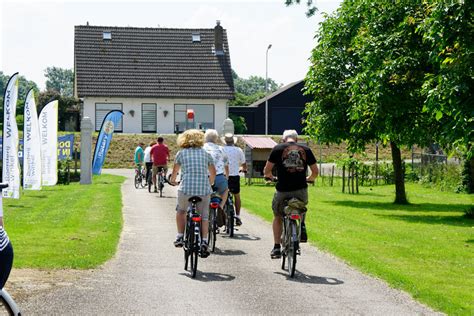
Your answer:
[2,73,21,199]
[23,89,42,190]
[39,100,58,186]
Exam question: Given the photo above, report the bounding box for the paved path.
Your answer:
[21,169,438,315]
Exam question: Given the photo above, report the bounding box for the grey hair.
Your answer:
[204,129,219,143]
[282,129,298,141]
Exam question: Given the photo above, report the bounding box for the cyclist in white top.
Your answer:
[203,129,229,210]
[222,133,247,225]
[143,141,156,185]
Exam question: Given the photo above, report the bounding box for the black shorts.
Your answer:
[228,176,241,194]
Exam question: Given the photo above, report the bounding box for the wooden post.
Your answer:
[342,165,345,193]
[356,169,359,194]
[331,165,335,187]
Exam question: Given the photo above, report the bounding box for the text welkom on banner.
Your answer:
[39,100,58,186]
[2,73,21,199]
[23,89,42,190]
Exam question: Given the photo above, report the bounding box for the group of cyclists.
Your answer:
[134,128,318,260]
[134,136,171,192]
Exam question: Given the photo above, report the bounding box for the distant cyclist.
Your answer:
[169,129,216,258]
[134,142,145,173]
[222,133,247,226]
[150,137,170,193]
[263,130,318,259]
[0,194,13,290]
[144,140,156,185]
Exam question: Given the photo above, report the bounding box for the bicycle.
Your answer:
[183,196,203,278]
[280,198,306,278]
[208,192,221,252]
[149,167,166,196]
[265,177,313,278]
[134,166,146,189]
[223,192,235,237]
[0,183,21,316]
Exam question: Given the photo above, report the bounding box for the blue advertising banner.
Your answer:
[0,134,74,163]
[92,110,124,175]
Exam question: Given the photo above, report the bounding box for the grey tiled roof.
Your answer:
[74,25,234,99]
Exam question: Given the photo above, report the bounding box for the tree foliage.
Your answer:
[0,71,39,124]
[230,71,279,106]
[38,90,79,131]
[44,67,74,97]
[303,1,473,202]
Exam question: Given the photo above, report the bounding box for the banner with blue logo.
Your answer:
[92,110,124,175]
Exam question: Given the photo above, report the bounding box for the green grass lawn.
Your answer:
[3,174,125,269]
[241,182,474,315]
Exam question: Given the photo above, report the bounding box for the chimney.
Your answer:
[214,20,224,55]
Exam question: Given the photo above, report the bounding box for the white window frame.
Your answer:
[95,103,123,132]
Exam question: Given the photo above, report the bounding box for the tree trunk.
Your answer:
[391,141,408,204]
[462,156,474,194]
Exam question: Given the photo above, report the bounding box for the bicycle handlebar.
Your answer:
[264,177,314,184]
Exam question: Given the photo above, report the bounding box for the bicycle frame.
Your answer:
[281,203,304,278]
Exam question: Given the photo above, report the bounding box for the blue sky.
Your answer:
[0,0,341,90]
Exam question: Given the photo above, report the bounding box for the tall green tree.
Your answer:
[44,67,74,97]
[418,1,474,193]
[230,71,279,106]
[304,1,442,204]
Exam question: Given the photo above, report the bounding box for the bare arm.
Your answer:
[0,217,3,227]
[208,164,216,186]
[170,163,180,185]
[224,165,229,178]
[307,163,319,182]
[263,161,274,179]
[240,162,248,173]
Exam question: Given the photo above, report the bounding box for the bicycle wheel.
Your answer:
[140,170,146,188]
[184,222,192,271]
[158,174,164,197]
[190,230,199,278]
[226,204,235,237]
[287,221,298,278]
[134,173,140,189]
[208,208,217,252]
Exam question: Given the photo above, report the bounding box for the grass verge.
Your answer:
[241,182,474,315]
[3,174,125,269]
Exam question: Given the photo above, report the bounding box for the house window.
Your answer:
[174,104,214,132]
[95,103,123,132]
[142,103,157,133]
[192,33,201,42]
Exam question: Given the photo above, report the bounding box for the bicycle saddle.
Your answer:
[0,183,9,190]
[188,196,202,203]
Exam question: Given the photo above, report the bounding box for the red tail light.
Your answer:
[210,202,219,208]
[290,214,300,220]
[192,216,202,222]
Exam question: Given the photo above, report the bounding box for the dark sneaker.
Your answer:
[174,236,184,248]
[300,222,308,243]
[235,217,242,226]
[270,247,281,259]
[154,186,158,193]
[200,241,210,258]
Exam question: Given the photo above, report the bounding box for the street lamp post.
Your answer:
[265,44,272,135]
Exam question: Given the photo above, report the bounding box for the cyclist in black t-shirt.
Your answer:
[263,130,318,259]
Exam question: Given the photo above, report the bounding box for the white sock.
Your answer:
[176,233,184,239]
[202,238,208,243]
[235,215,240,219]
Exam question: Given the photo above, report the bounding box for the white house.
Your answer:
[74,22,234,133]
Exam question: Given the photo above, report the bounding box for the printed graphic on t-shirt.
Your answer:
[281,145,306,173]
